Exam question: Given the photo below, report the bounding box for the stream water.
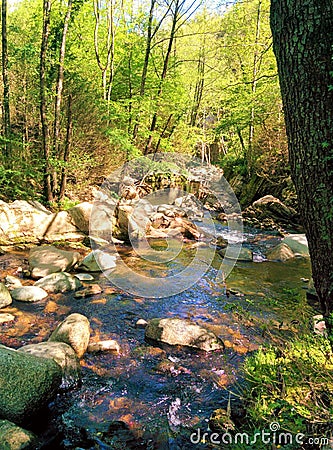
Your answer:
[0,225,314,449]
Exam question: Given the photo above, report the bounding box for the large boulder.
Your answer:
[266,234,309,262]
[145,318,224,352]
[34,272,81,293]
[29,245,80,279]
[48,313,90,358]
[0,200,85,245]
[67,202,93,234]
[0,345,62,423]
[242,195,301,231]
[0,282,12,308]
[11,286,48,302]
[18,342,81,390]
[0,420,37,450]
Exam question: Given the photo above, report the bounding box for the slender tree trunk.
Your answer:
[144,0,181,154]
[247,0,262,173]
[2,0,11,158]
[40,0,53,202]
[59,94,73,200]
[52,0,73,194]
[132,0,156,142]
[271,0,333,338]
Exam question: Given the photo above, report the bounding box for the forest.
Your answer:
[0,0,333,449]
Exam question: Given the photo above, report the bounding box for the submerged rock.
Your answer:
[0,282,12,308]
[19,341,81,390]
[29,245,80,279]
[34,272,81,293]
[0,419,37,450]
[145,318,224,352]
[0,345,62,423]
[219,246,253,262]
[48,313,90,358]
[0,313,15,325]
[11,286,48,302]
[74,285,102,298]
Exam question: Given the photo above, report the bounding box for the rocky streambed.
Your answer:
[0,223,316,449]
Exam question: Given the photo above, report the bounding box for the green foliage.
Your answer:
[243,335,333,434]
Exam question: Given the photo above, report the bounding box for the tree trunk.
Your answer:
[40,0,53,202]
[2,0,11,158]
[270,0,333,336]
[59,94,73,200]
[52,0,73,195]
[144,0,182,154]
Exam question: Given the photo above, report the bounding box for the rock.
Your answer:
[282,234,309,256]
[136,318,148,328]
[11,286,48,302]
[34,272,82,293]
[29,245,80,279]
[74,273,94,281]
[0,345,62,423]
[0,313,15,325]
[215,236,228,248]
[67,202,92,234]
[5,275,22,290]
[74,285,102,298]
[242,195,302,231]
[174,194,204,219]
[145,318,224,352]
[78,250,117,272]
[266,243,295,261]
[219,246,253,262]
[0,282,12,308]
[48,313,90,358]
[87,340,120,354]
[0,419,37,450]
[18,342,81,390]
[0,200,86,245]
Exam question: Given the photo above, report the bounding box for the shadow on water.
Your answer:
[0,230,314,448]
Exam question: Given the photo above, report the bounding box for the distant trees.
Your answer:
[1,0,11,158]
[0,0,288,204]
[270,0,333,339]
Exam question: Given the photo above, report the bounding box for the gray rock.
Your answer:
[11,286,48,302]
[0,419,37,450]
[34,272,81,293]
[19,342,81,390]
[74,273,94,281]
[145,318,224,352]
[5,275,22,290]
[78,250,117,272]
[67,202,92,234]
[29,245,80,279]
[0,282,12,308]
[282,234,309,257]
[48,313,90,358]
[0,345,62,423]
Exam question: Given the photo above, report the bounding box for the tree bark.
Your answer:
[270,0,333,335]
[59,94,73,200]
[40,0,53,202]
[2,0,11,158]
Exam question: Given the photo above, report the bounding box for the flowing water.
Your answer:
[0,225,314,449]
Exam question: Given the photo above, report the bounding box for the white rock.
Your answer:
[11,286,48,302]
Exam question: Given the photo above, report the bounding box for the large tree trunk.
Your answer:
[270,1,333,334]
[40,0,53,202]
[2,0,11,158]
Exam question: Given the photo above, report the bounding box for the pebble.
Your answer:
[74,273,94,281]
[87,340,120,354]
[0,313,15,324]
